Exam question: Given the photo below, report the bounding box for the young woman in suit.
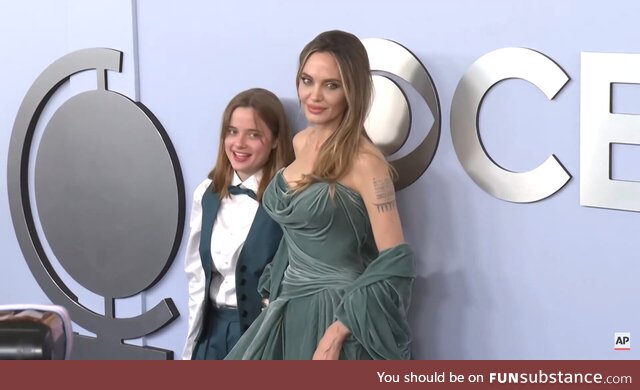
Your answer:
[183,88,294,359]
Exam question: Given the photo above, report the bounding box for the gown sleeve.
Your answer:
[334,243,415,360]
[256,263,272,299]
[257,237,288,300]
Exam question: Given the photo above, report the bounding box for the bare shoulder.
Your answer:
[346,142,395,208]
[351,142,390,184]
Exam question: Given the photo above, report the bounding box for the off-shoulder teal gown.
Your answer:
[225,170,415,360]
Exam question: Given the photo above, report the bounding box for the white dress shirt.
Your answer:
[182,171,261,359]
[209,171,261,307]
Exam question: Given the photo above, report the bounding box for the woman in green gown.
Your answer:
[226,30,415,360]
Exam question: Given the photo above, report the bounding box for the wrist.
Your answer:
[331,320,351,340]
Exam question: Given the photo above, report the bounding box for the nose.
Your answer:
[235,132,248,148]
[310,84,323,102]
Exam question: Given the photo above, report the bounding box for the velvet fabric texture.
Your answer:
[226,170,415,360]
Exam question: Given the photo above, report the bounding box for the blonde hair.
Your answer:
[208,88,294,201]
[294,30,383,191]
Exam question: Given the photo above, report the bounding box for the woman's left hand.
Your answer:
[312,320,351,360]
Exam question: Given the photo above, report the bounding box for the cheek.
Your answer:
[297,84,309,99]
[251,146,271,168]
[223,137,233,151]
[261,138,274,154]
[328,92,345,108]
[338,92,347,106]
[257,137,275,158]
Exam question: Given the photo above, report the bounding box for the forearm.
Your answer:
[313,320,352,360]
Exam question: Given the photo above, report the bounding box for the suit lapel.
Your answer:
[237,204,270,266]
[199,185,221,277]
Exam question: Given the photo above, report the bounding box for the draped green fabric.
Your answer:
[334,244,414,359]
[226,170,415,360]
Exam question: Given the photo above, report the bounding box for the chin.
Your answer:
[231,164,250,173]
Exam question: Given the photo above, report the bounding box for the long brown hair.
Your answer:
[294,30,379,190]
[208,88,294,201]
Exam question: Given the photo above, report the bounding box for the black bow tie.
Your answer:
[228,184,257,200]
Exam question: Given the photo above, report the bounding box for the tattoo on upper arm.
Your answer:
[372,177,396,213]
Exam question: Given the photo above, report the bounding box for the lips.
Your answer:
[306,104,325,115]
[232,151,251,162]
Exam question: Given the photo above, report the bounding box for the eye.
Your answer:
[300,76,312,85]
[227,127,238,135]
[326,82,340,90]
[248,131,262,139]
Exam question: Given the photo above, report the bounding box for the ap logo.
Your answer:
[614,332,631,351]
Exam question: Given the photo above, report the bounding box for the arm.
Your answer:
[181,180,210,360]
[313,150,414,360]
[352,150,406,251]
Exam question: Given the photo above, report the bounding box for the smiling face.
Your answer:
[224,107,275,181]
[298,51,348,132]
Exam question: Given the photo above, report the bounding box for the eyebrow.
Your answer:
[228,125,262,133]
[300,72,341,84]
